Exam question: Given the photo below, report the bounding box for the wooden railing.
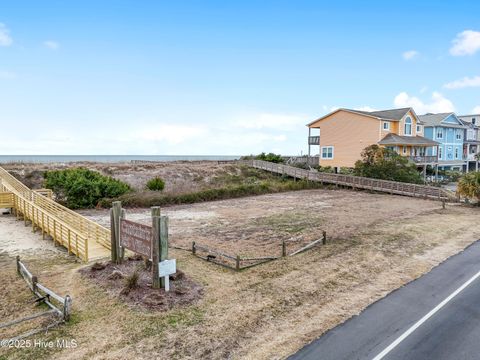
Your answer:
[406,155,438,164]
[249,160,458,201]
[0,166,111,261]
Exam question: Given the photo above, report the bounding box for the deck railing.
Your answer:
[0,166,111,261]
[248,160,457,201]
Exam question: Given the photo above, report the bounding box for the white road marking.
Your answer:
[372,268,480,360]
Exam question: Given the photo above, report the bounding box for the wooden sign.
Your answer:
[158,259,176,292]
[120,218,152,259]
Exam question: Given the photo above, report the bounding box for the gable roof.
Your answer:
[418,113,465,128]
[308,107,416,127]
[353,108,411,121]
[377,133,440,146]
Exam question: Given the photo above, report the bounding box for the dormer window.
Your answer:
[404,116,412,135]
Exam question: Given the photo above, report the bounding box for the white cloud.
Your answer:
[420,86,428,94]
[473,106,480,113]
[443,75,480,89]
[232,113,308,130]
[0,23,12,46]
[450,30,480,56]
[394,91,455,114]
[402,50,419,60]
[43,40,60,50]
[354,106,378,112]
[0,70,15,79]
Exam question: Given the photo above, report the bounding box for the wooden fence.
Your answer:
[248,160,458,201]
[190,232,327,271]
[0,257,72,341]
[0,166,111,261]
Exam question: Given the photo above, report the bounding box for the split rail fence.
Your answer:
[247,160,458,202]
[0,257,72,341]
[0,166,111,261]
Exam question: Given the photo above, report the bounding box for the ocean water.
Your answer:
[0,155,241,164]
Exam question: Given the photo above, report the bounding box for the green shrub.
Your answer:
[254,152,284,163]
[457,172,480,201]
[44,168,131,209]
[354,145,423,184]
[316,166,335,173]
[146,177,166,191]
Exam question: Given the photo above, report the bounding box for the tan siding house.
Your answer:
[308,107,437,168]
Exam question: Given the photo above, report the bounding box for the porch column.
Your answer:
[435,164,439,182]
[308,127,311,158]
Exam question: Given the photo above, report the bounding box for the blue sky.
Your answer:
[1,0,479,155]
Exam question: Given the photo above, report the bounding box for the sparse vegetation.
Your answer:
[44,168,131,209]
[146,177,166,191]
[244,152,285,163]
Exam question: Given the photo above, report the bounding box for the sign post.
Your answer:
[151,207,161,289]
[159,259,176,292]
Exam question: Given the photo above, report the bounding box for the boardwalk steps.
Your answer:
[0,166,110,261]
[248,160,458,202]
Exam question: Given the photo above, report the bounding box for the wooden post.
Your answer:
[442,200,446,209]
[236,255,241,271]
[32,275,38,293]
[119,208,126,260]
[110,201,123,264]
[159,216,169,288]
[64,295,72,321]
[151,207,161,289]
[110,209,117,263]
[192,241,196,255]
[282,240,286,257]
[322,231,327,245]
[16,255,20,275]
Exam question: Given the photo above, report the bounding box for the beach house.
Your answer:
[307,107,439,170]
[419,113,467,172]
[458,113,480,172]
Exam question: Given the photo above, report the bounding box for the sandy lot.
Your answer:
[81,189,442,257]
[1,189,480,360]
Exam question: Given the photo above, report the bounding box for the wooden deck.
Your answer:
[0,166,110,261]
[248,160,458,201]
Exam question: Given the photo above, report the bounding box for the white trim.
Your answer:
[383,121,390,131]
[320,146,334,159]
[404,116,413,136]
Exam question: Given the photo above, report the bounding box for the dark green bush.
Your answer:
[254,152,284,163]
[146,177,166,191]
[44,168,131,209]
[354,145,423,184]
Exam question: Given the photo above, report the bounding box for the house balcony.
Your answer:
[406,155,437,164]
[464,153,479,161]
[308,136,320,145]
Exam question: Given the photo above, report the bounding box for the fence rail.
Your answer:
[248,160,458,201]
[0,166,111,261]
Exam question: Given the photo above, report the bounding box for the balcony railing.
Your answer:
[406,155,438,163]
[308,136,320,145]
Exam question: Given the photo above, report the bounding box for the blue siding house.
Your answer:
[419,113,467,171]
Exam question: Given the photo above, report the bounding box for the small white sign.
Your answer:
[158,259,176,292]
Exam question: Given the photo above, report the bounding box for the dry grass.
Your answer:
[1,195,480,359]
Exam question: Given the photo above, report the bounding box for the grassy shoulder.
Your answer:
[99,166,323,208]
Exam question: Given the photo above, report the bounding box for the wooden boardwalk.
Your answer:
[0,166,110,261]
[248,160,458,202]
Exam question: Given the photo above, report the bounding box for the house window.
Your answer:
[416,125,422,133]
[438,146,443,159]
[383,122,390,131]
[455,147,459,159]
[321,146,334,159]
[473,118,476,125]
[402,146,407,154]
[436,128,443,139]
[456,130,462,140]
[404,116,412,135]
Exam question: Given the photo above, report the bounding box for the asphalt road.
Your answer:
[289,240,480,360]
